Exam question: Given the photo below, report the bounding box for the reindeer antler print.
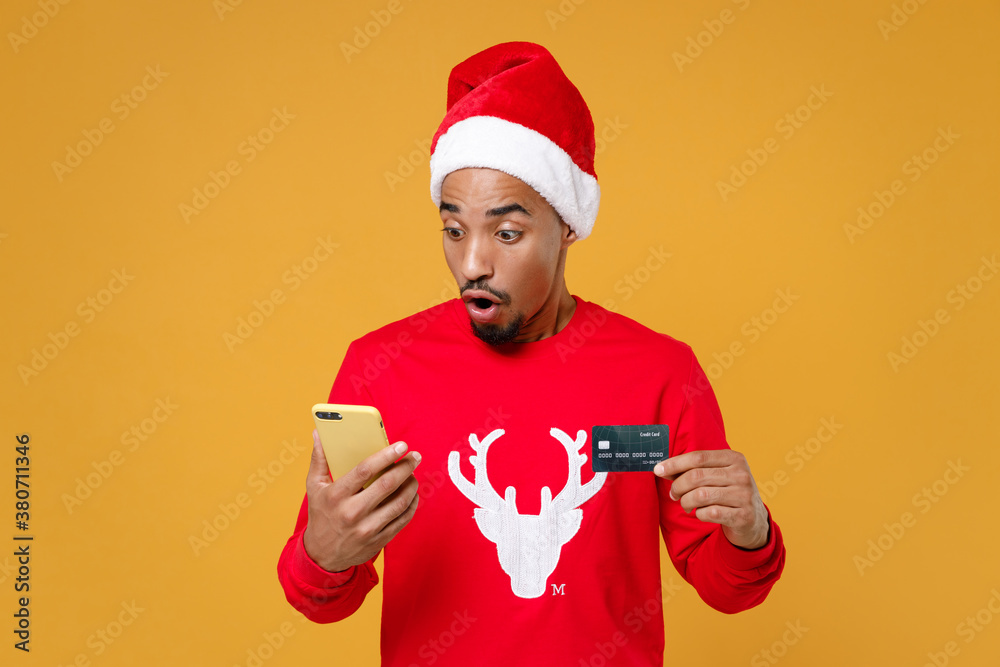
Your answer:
[549,428,606,514]
[447,428,506,512]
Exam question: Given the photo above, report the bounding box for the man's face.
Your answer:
[439,168,576,345]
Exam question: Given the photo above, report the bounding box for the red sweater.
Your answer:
[277,296,785,666]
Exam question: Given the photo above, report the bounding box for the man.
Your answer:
[278,41,785,666]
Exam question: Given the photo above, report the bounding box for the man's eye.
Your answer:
[441,227,464,239]
[497,230,521,242]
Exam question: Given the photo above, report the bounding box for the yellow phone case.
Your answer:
[312,404,390,486]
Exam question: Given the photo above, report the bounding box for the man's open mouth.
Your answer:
[462,290,503,324]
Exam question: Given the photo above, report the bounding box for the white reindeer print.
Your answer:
[447,427,607,598]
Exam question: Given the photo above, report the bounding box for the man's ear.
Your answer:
[560,220,577,250]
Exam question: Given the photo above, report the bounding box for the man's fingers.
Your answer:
[369,473,420,529]
[669,465,744,499]
[654,449,743,479]
[676,483,753,514]
[357,452,422,511]
[306,429,332,490]
[337,441,411,496]
[339,474,420,558]
[673,486,769,549]
[372,485,420,545]
[692,504,741,526]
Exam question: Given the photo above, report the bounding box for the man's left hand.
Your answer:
[654,450,770,550]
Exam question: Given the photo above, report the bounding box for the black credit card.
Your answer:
[591,425,669,472]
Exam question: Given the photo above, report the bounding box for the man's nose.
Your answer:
[461,236,493,282]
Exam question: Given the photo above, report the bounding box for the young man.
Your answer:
[278,41,785,666]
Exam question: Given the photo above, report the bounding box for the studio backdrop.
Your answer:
[2,0,998,665]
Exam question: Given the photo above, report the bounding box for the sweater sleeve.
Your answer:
[657,348,786,614]
[275,342,381,623]
[276,494,380,623]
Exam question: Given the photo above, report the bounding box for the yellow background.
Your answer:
[3,0,998,665]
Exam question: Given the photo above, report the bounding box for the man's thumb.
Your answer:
[307,429,333,486]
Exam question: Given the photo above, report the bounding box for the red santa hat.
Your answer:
[429,42,600,240]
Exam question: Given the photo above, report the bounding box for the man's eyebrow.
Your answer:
[486,202,530,218]
[439,201,531,218]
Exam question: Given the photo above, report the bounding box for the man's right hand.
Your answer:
[302,429,421,573]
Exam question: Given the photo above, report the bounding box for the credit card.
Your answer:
[591,425,669,472]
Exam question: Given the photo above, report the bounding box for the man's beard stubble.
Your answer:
[470,313,524,346]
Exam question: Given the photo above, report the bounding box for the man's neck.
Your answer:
[513,287,577,343]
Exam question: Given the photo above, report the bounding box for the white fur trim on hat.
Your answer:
[430,116,600,241]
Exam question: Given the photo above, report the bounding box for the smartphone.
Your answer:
[312,404,391,487]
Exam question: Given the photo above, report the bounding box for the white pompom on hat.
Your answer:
[429,42,600,240]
